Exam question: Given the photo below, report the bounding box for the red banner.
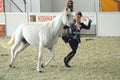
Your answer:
[0,0,4,12]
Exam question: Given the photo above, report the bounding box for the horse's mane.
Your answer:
[51,12,64,31]
[52,12,64,22]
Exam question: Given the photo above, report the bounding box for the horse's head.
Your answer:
[62,9,74,27]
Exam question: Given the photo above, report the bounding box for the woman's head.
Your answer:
[75,12,82,17]
[74,12,82,23]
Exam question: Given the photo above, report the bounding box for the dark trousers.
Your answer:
[64,39,79,64]
[69,39,79,55]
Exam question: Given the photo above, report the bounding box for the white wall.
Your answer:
[51,0,100,12]
[2,12,120,37]
[0,13,5,25]
[5,13,28,36]
[97,12,120,36]
[5,0,40,12]
[10,0,25,12]
[31,0,40,12]
[51,0,66,12]
[4,0,11,12]
[4,0,100,12]
[73,0,95,12]
[5,0,30,12]
[4,12,96,36]
[40,0,52,12]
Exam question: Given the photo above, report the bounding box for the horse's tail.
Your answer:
[1,34,15,49]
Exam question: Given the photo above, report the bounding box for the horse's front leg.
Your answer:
[36,42,44,73]
[41,47,55,68]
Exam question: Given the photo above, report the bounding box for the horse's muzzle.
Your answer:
[69,23,75,28]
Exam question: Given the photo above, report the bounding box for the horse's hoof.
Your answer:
[9,64,12,68]
[39,71,43,73]
[13,66,16,68]
[41,64,44,68]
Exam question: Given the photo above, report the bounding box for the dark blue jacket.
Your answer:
[71,22,91,43]
[62,20,92,43]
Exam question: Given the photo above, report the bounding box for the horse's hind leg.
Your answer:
[10,45,16,67]
[14,42,29,61]
[10,38,21,68]
[42,47,55,68]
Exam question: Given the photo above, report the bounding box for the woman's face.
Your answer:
[75,15,81,23]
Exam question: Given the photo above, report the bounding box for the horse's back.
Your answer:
[20,22,52,46]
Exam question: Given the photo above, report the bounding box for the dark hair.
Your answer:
[75,12,82,16]
[66,0,73,12]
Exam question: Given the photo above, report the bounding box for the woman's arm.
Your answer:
[80,19,92,29]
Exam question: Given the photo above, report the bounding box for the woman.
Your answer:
[62,12,92,67]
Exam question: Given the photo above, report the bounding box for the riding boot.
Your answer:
[64,52,74,68]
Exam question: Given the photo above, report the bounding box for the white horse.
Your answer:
[2,9,74,72]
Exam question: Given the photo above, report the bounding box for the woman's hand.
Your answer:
[89,19,92,23]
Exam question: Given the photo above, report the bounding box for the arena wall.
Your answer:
[0,12,120,37]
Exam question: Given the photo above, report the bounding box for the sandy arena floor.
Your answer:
[0,36,120,80]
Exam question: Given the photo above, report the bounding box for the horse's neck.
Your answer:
[52,13,64,36]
